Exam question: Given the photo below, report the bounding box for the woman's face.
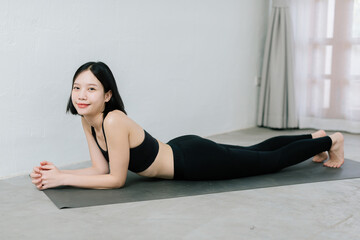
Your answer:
[71,70,112,116]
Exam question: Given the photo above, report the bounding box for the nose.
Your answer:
[78,89,87,100]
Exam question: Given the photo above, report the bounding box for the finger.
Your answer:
[39,183,47,190]
[40,165,53,170]
[41,161,53,165]
[33,167,41,173]
[32,178,42,184]
[31,178,42,183]
[30,172,41,178]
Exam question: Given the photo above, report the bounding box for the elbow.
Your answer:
[94,175,125,189]
[99,180,123,190]
[112,182,124,189]
[105,173,126,189]
[111,178,125,189]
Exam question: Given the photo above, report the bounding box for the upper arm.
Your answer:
[103,111,130,187]
[81,117,110,174]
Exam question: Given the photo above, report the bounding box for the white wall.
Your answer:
[0,0,269,178]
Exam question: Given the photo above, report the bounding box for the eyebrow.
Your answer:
[73,83,99,87]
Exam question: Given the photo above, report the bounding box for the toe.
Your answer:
[324,161,333,168]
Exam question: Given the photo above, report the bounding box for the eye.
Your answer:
[73,86,79,90]
[89,88,96,91]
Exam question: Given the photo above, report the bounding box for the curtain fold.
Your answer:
[257,0,298,129]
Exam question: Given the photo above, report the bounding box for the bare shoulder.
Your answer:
[104,110,145,147]
[105,110,127,122]
[104,110,129,128]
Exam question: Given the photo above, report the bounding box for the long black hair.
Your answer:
[66,61,127,116]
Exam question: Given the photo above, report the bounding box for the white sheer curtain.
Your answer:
[291,0,360,133]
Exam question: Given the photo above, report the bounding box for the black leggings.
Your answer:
[167,134,332,180]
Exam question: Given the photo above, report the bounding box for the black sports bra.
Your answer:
[91,120,159,173]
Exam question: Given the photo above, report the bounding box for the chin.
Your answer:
[76,108,89,115]
[77,109,97,117]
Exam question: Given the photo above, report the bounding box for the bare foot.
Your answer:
[313,152,328,162]
[311,130,326,139]
[324,132,345,168]
[311,130,328,162]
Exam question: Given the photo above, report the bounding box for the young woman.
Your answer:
[30,62,345,190]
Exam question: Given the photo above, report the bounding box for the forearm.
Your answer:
[61,173,124,189]
[60,167,102,175]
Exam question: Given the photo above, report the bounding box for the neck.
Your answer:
[83,112,104,131]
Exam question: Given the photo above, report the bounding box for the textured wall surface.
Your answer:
[0,0,268,178]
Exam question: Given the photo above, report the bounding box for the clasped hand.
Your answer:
[30,161,63,190]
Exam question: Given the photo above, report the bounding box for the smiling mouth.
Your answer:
[77,104,89,108]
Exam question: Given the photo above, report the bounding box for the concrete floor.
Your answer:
[1,127,359,240]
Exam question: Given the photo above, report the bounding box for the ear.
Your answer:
[105,90,112,102]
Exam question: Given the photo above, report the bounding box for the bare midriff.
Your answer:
[136,140,174,179]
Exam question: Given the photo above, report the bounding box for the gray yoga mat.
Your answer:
[43,159,360,209]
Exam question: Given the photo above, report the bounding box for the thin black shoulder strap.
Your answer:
[91,126,96,137]
[102,117,108,148]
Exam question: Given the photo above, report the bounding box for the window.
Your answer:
[308,0,360,121]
